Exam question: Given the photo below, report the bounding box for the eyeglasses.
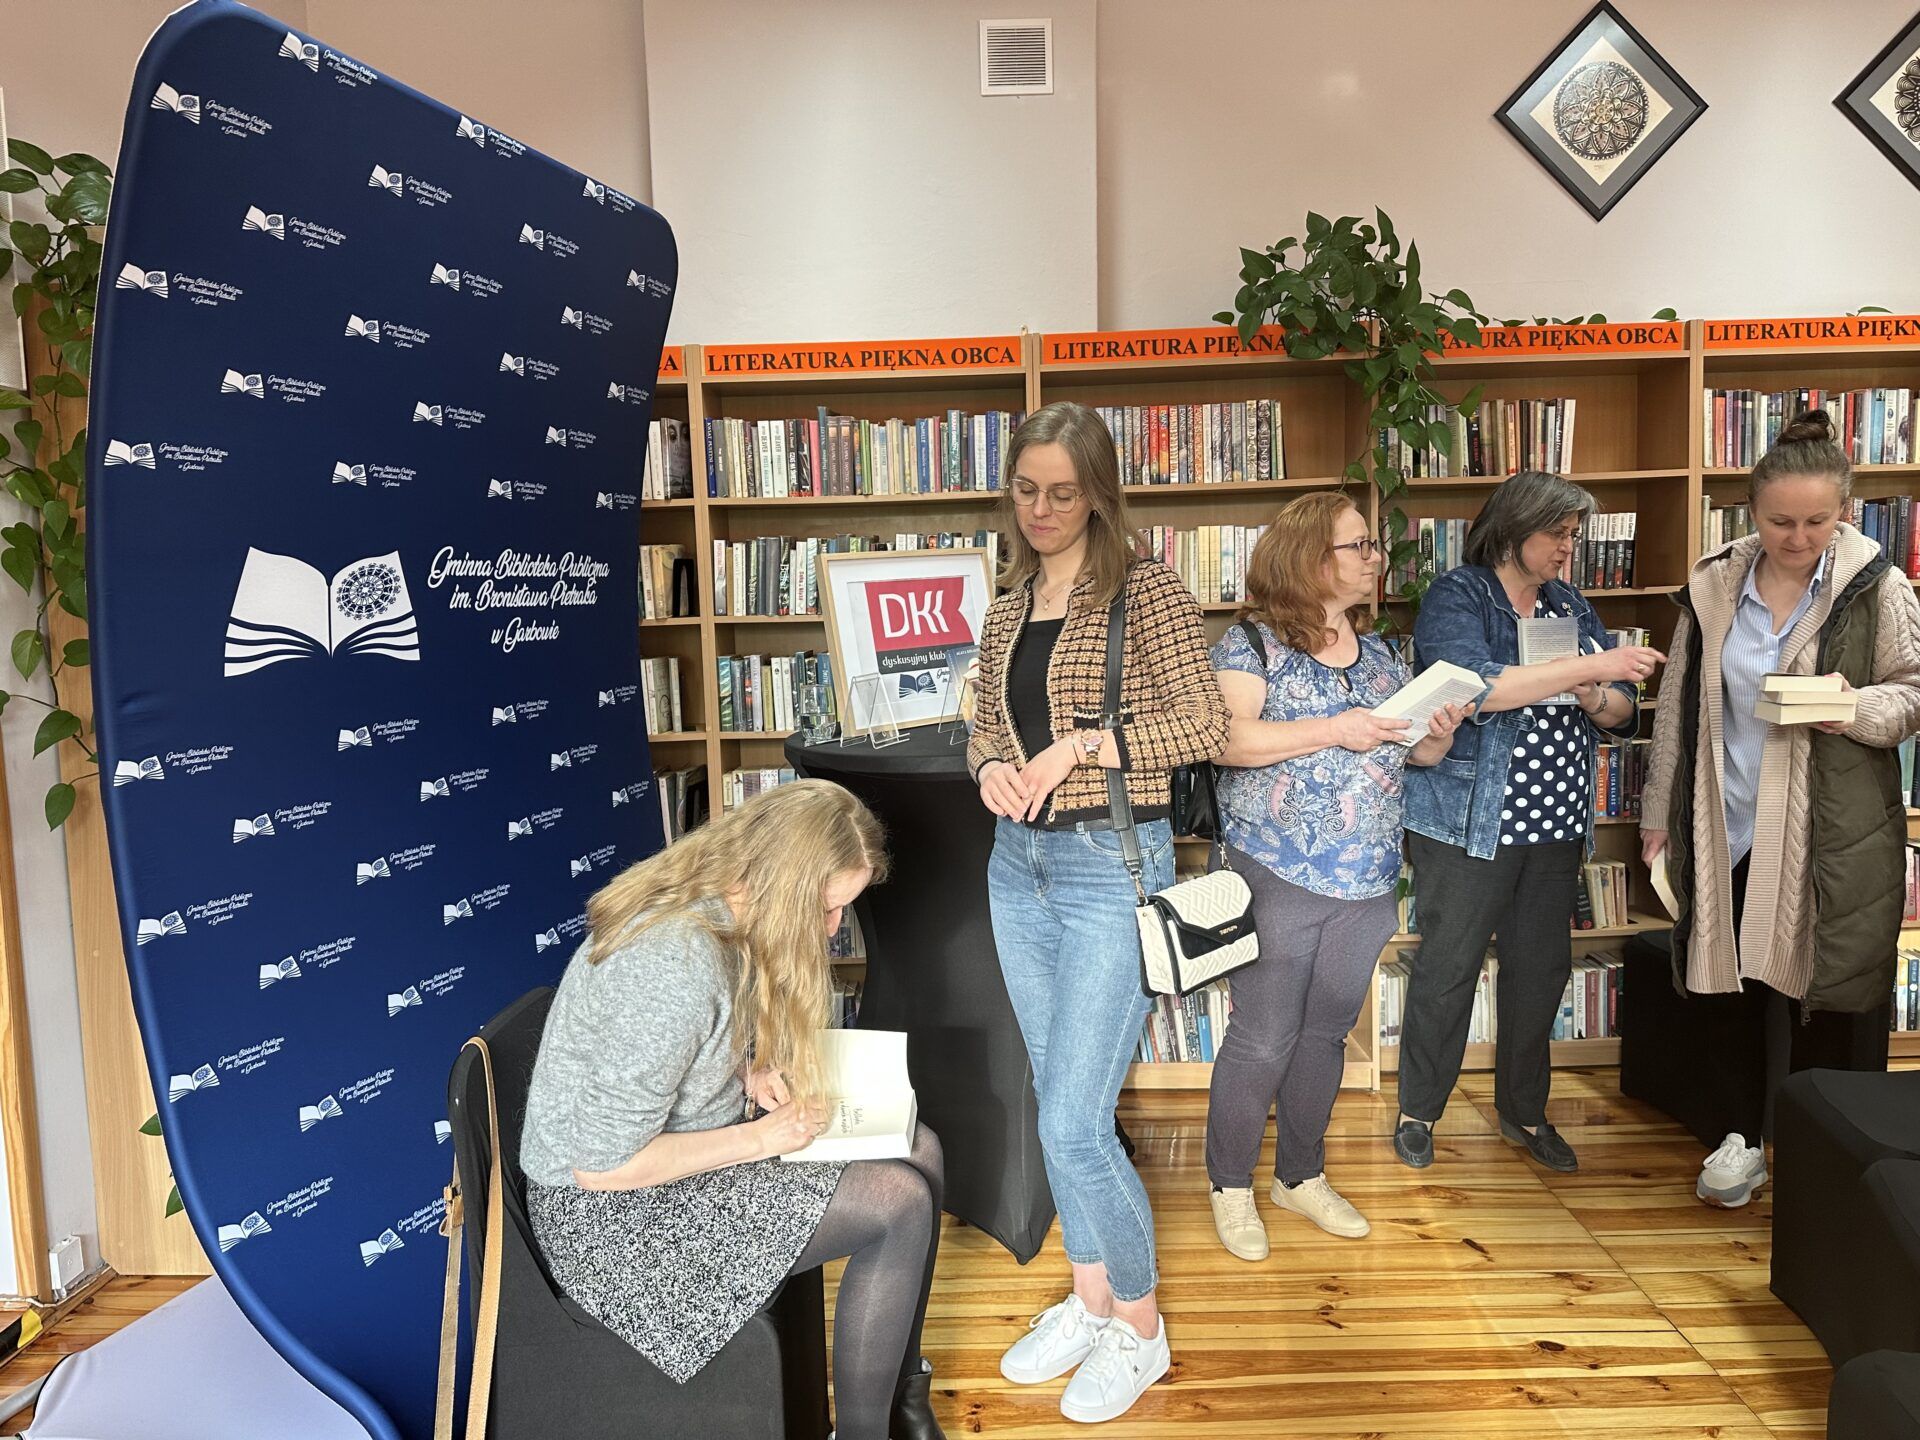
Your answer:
[1011,482,1085,510]
[1330,538,1384,558]
[1545,526,1583,545]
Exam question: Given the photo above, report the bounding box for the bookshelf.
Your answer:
[638,316,1920,1090]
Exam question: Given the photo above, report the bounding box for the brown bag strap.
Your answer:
[434,1037,505,1440]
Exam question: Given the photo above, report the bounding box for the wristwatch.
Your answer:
[1076,730,1105,766]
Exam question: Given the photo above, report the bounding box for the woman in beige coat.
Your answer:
[1640,411,1920,1209]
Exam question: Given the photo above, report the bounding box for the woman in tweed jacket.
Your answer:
[967,401,1229,1424]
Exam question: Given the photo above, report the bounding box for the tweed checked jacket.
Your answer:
[967,559,1232,826]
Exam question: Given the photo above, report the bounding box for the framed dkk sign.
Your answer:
[818,547,993,737]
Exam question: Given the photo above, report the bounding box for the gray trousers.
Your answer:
[1205,846,1399,1188]
[1395,830,1579,1128]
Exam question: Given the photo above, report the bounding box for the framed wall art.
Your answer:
[1836,10,1920,191]
[818,546,994,737]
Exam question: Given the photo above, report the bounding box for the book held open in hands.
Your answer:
[1757,673,1855,726]
[1371,660,1487,743]
[780,1029,917,1163]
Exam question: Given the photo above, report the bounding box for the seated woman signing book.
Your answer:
[519,780,946,1440]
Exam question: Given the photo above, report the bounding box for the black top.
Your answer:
[1008,618,1061,769]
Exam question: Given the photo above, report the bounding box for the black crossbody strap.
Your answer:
[1102,596,1148,903]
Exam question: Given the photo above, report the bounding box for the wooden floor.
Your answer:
[0,1066,1879,1437]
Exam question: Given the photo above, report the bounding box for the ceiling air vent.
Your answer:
[980,19,1052,96]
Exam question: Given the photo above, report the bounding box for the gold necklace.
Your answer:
[1036,576,1072,605]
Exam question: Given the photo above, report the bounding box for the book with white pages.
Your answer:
[1761,672,1846,700]
[1755,697,1856,725]
[779,1028,917,1164]
[1370,660,1487,743]
[1516,615,1581,704]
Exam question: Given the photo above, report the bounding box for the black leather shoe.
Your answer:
[891,1357,946,1440]
[1393,1118,1434,1169]
[1500,1117,1578,1172]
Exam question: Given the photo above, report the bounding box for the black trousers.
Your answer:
[1680,854,1890,1146]
[1397,831,1580,1128]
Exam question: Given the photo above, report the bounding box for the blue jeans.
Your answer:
[987,815,1172,1302]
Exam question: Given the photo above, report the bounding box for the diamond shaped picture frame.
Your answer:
[1496,2,1707,221]
[1836,9,1920,192]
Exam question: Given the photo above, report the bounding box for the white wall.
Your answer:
[1097,0,1920,328]
[644,0,1100,342]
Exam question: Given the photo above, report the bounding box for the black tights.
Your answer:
[787,1124,944,1440]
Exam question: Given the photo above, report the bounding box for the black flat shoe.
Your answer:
[1500,1116,1578,1173]
[890,1357,946,1440]
[1393,1118,1434,1169]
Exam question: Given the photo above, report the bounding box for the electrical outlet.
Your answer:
[48,1235,84,1298]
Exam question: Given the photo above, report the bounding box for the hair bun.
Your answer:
[1778,409,1834,445]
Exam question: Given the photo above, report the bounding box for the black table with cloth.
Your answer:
[786,731,1054,1262]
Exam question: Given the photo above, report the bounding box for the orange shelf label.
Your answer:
[1704,315,1920,349]
[1043,326,1291,365]
[701,336,1022,377]
[658,347,684,379]
[1440,322,1684,356]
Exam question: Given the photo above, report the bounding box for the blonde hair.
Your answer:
[995,401,1140,608]
[585,779,886,1106]
[1239,491,1365,654]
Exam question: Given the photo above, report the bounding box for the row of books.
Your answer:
[711,531,1000,617]
[702,410,1024,498]
[640,656,685,734]
[640,544,696,619]
[1094,400,1286,487]
[1900,737,1920,809]
[654,765,707,842]
[1381,397,1579,479]
[642,416,694,500]
[1702,497,1919,577]
[716,651,835,734]
[719,766,799,811]
[1133,979,1233,1064]
[1378,949,1625,1047]
[1893,949,1920,1034]
[1389,511,1639,592]
[1703,387,1916,469]
[1136,525,1268,606]
[1594,738,1650,818]
[1574,859,1632,930]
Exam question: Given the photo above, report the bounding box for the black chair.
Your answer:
[446,987,830,1439]
[1770,1069,1920,1366]
[1829,1351,1920,1440]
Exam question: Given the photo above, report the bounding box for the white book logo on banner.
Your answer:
[545,426,567,446]
[507,818,532,840]
[259,957,302,988]
[222,370,265,398]
[333,463,368,487]
[218,1212,272,1252]
[387,987,422,1016]
[224,550,420,677]
[360,1228,404,1266]
[151,83,201,123]
[430,263,461,291]
[610,788,628,807]
[595,493,614,510]
[232,813,275,843]
[368,166,403,196]
[560,306,584,330]
[113,756,165,785]
[136,911,186,946]
[116,264,168,299]
[168,1064,220,1102]
[355,858,390,884]
[606,383,625,402]
[500,353,525,376]
[412,402,443,426]
[582,178,605,203]
[456,116,486,146]
[569,856,591,877]
[627,270,643,288]
[338,726,372,750]
[434,1120,453,1145]
[243,206,286,239]
[345,315,381,342]
[535,928,560,952]
[597,690,615,707]
[420,778,449,800]
[489,706,516,725]
[279,31,320,71]
[518,224,544,250]
[442,899,473,925]
[106,441,157,468]
[549,752,572,770]
[486,479,512,501]
[298,1095,342,1131]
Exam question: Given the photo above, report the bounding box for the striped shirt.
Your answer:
[1721,553,1826,865]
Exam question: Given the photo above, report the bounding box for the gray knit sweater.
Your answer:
[520,900,747,1188]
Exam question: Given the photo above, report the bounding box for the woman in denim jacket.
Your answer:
[1395,471,1664,1174]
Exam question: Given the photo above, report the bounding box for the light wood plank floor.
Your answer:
[3,1066,1898,1437]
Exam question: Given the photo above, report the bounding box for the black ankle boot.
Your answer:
[889,1357,946,1440]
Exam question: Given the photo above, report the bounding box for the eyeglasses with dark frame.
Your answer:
[1329,537,1385,559]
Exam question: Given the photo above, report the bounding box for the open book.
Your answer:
[217,1212,272,1252]
[1371,661,1486,743]
[780,1029,917,1164]
[224,549,420,677]
[1517,615,1581,705]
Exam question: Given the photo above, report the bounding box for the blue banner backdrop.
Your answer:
[86,4,676,1435]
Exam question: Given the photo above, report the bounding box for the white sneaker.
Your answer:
[1000,1293,1110,1385]
[1059,1313,1170,1423]
[1209,1186,1269,1261]
[1270,1173,1370,1238]
[1698,1133,1767,1208]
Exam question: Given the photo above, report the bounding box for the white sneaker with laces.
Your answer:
[1209,1186,1269,1261]
[1059,1313,1170,1423]
[1000,1293,1110,1385]
[1697,1133,1766,1208]
[1270,1173,1370,1238]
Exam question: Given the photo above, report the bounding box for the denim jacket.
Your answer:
[1402,565,1639,861]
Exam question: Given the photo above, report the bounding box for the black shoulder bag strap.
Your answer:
[1102,596,1150,905]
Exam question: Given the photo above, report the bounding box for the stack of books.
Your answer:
[1575,860,1632,929]
[1094,400,1286,486]
[1702,386,1916,468]
[703,409,1024,498]
[1136,525,1268,605]
[1755,673,1855,727]
[1134,978,1233,1063]
[1382,397,1578,478]
[640,544,694,618]
[653,766,707,841]
[640,656,685,733]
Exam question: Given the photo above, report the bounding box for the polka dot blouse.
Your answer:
[1499,599,1593,847]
